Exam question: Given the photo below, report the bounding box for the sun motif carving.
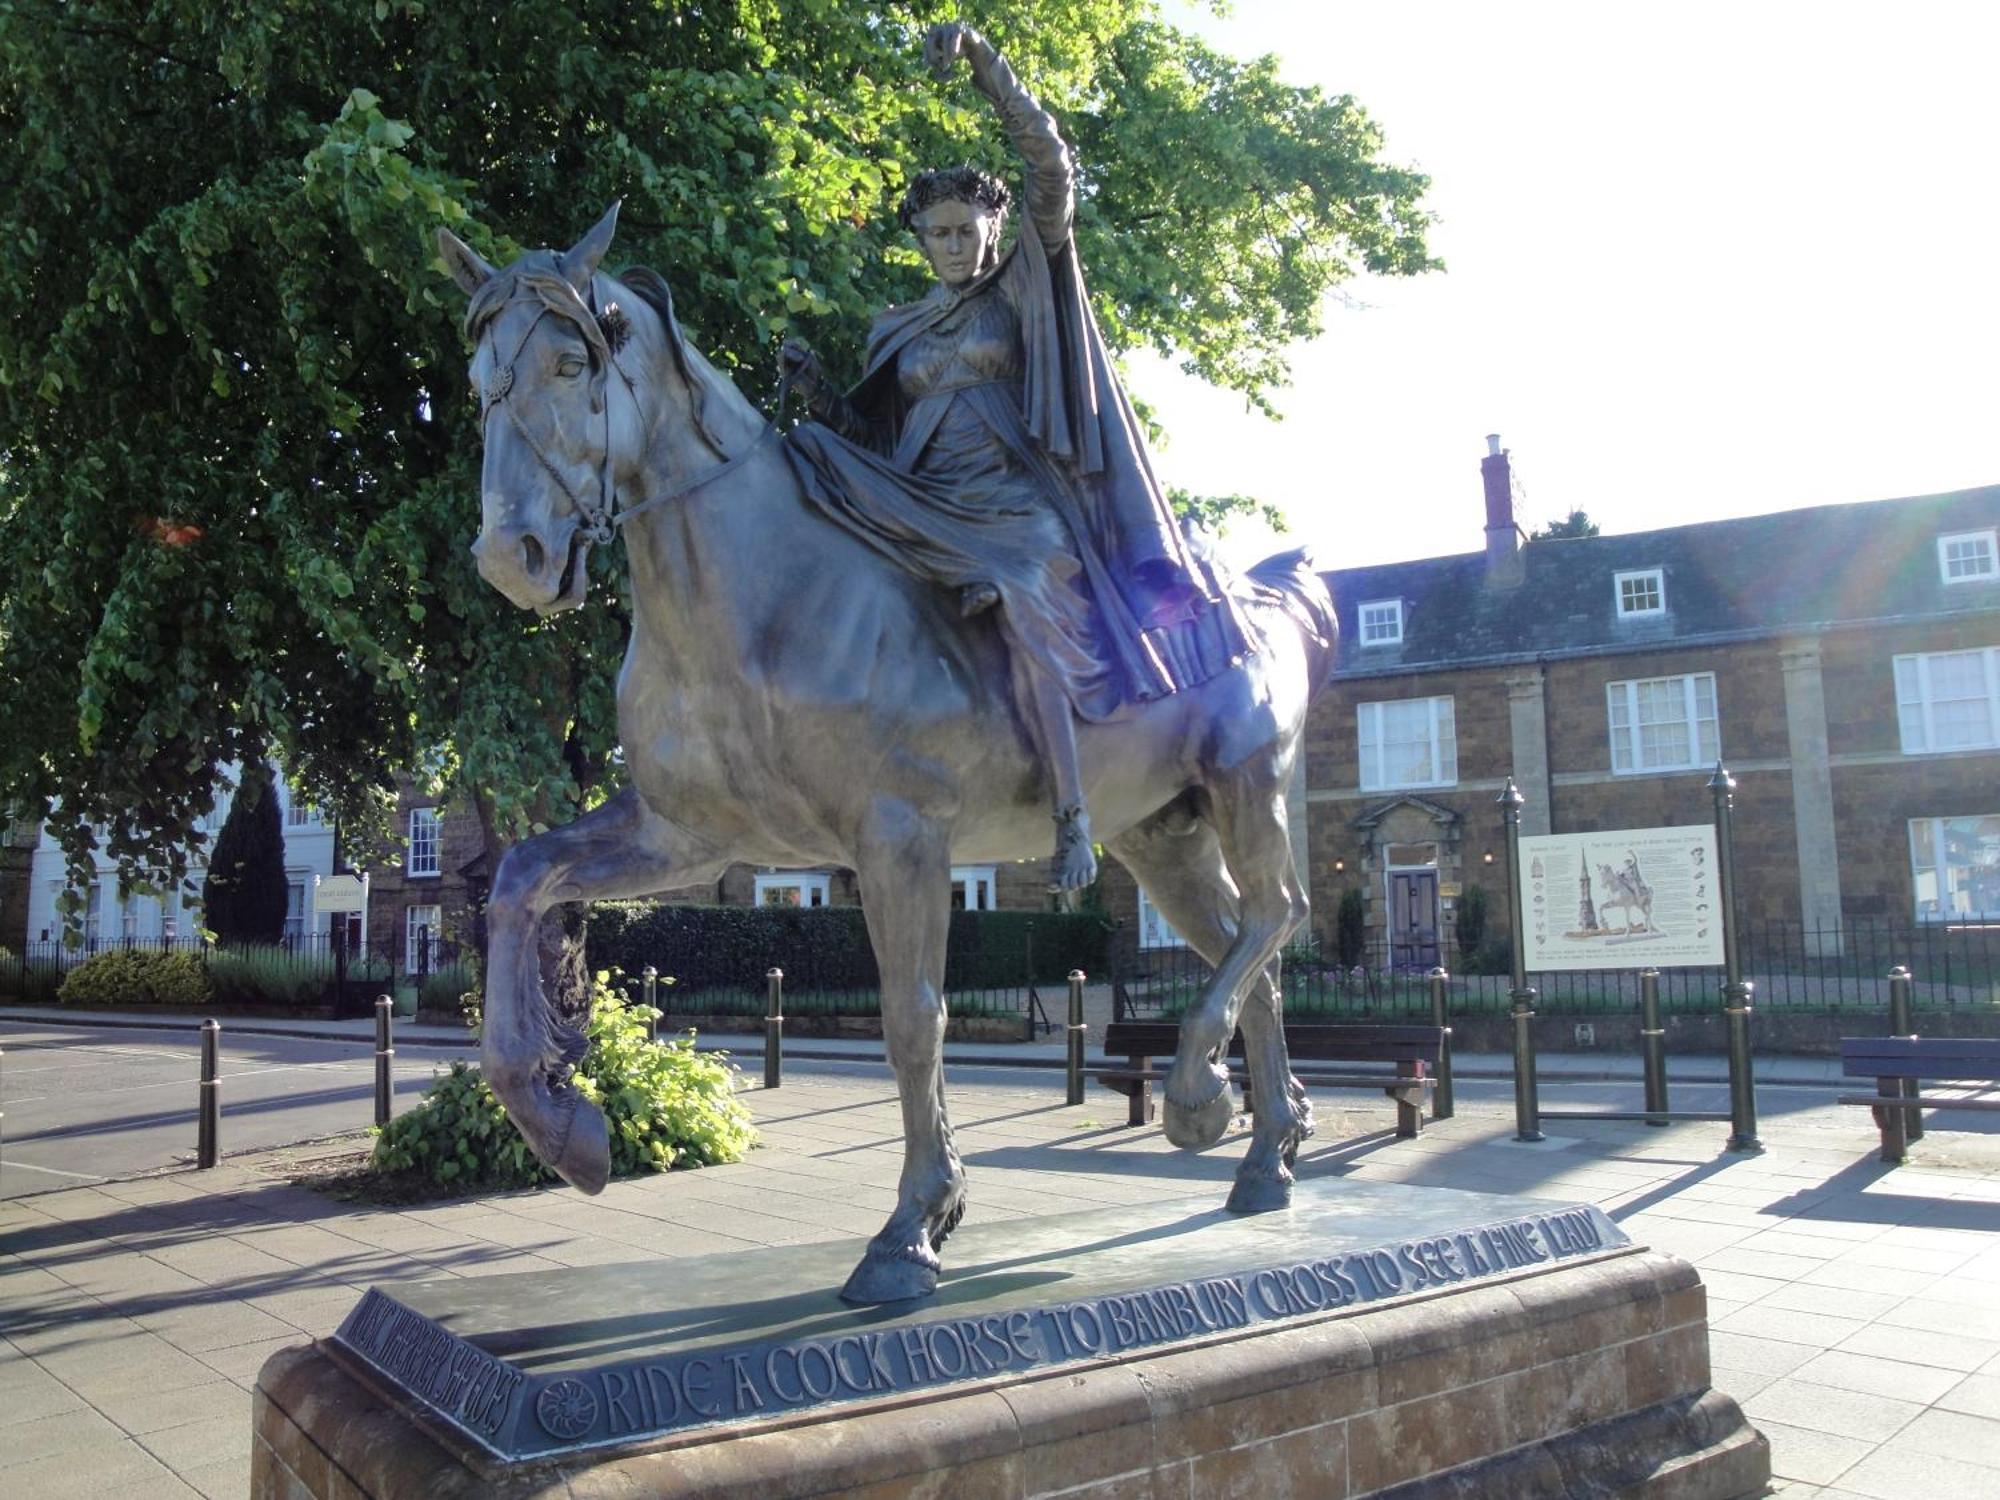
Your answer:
[535,1377,598,1440]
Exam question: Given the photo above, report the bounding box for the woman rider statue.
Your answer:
[782,22,1245,892]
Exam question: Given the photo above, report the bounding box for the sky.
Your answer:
[1127,1,2000,570]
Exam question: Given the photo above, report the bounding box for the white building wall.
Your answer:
[23,766,336,946]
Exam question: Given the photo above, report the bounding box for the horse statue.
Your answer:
[438,205,1337,1303]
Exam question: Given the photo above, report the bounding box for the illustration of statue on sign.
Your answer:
[1595,851,1658,937]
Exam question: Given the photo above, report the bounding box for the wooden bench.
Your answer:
[1839,1037,2000,1163]
[1094,1020,1443,1137]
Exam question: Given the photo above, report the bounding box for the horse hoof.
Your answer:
[552,1098,611,1196]
[839,1248,939,1305]
[1226,1172,1293,1214]
[1162,1068,1233,1151]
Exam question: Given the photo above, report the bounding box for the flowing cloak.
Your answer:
[783,47,1250,713]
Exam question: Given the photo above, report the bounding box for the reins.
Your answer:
[476,274,793,545]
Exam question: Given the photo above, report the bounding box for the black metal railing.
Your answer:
[1113,918,2000,1020]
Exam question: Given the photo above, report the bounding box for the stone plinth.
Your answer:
[254,1180,1768,1498]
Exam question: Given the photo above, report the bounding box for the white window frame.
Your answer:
[405,904,440,973]
[753,870,831,908]
[1137,888,1187,949]
[284,877,307,944]
[1895,647,2000,755]
[1614,568,1665,618]
[1606,672,1720,774]
[1938,530,1998,585]
[1909,816,2000,922]
[405,806,441,878]
[1357,696,1458,792]
[1357,599,1404,647]
[951,866,998,911]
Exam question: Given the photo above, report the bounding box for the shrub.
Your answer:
[5,951,66,1004]
[419,960,476,1014]
[58,947,214,1007]
[1453,886,1490,963]
[371,976,756,1190]
[588,902,1110,999]
[1335,887,1366,968]
[208,944,331,1008]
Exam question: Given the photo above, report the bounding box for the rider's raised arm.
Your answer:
[964,34,1076,254]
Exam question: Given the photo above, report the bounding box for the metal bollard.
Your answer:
[197,1018,221,1169]
[1427,967,1454,1120]
[1499,779,1543,1141]
[1639,969,1669,1125]
[374,996,394,1128]
[1710,764,1763,1153]
[1888,966,1923,1141]
[1066,970,1087,1105]
[643,966,659,1043]
[764,968,784,1090]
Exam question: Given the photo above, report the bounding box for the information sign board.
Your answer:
[1518,824,1723,971]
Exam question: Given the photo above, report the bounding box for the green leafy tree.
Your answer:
[201,763,288,944]
[1531,509,1600,540]
[0,2,1436,967]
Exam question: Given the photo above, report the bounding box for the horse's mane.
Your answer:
[616,266,764,459]
[462,253,757,461]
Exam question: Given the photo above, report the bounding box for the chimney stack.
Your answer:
[1482,434,1524,586]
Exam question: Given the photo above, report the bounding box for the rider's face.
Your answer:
[912,199,998,288]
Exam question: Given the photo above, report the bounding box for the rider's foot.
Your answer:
[960,582,1000,617]
[1049,805,1097,892]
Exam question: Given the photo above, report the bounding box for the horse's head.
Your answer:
[438,205,630,615]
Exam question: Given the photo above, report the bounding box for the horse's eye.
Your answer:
[556,355,586,378]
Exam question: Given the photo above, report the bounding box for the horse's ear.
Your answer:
[436,227,495,297]
[561,201,621,294]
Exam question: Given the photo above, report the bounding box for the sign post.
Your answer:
[1498,779,1542,1142]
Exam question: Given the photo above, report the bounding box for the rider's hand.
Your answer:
[923,21,982,82]
[779,337,822,400]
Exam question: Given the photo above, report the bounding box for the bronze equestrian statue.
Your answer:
[438,23,1337,1304]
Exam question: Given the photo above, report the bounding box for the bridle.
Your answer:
[475,274,791,545]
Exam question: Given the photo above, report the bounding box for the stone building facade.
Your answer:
[1300,448,2000,963]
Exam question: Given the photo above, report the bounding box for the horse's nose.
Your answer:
[473,519,554,600]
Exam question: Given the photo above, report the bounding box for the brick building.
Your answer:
[1299,444,2000,965]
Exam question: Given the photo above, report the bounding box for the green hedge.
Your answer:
[57,948,214,1007]
[586,902,1109,996]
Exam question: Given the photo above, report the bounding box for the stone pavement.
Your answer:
[1,1058,1996,1498]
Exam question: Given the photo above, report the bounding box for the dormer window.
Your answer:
[1359,599,1404,646]
[1615,568,1665,617]
[1939,530,1998,585]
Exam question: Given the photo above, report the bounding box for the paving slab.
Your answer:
[1,1053,1996,1494]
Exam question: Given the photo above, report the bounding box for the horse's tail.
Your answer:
[1247,546,1339,698]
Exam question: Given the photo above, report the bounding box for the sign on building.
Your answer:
[1518,825,1723,971]
[313,873,367,913]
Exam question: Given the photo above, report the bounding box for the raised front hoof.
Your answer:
[551,1097,612,1196]
[1162,1070,1234,1151]
[1226,1172,1294,1214]
[839,1247,940,1305]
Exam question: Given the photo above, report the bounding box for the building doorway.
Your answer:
[1388,868,1441,970]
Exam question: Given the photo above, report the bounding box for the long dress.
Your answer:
[783,50,1248,720]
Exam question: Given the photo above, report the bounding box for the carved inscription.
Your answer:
[335,1207,1619,1459]
[337,1290,525,1439]
[488,1206,1619,1457]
